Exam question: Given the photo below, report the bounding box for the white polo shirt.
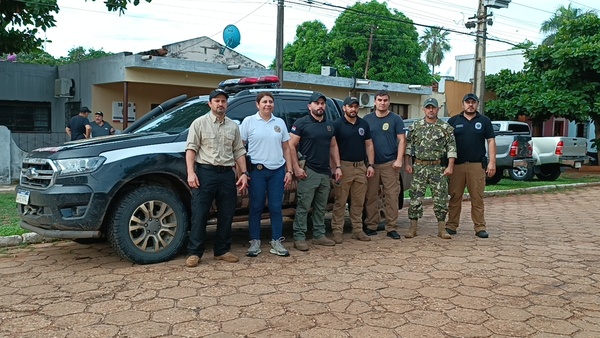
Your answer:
[240,112,290,170]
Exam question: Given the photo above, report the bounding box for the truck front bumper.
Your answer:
[16,184,109,238]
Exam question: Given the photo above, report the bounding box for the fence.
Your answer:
[11,132,68,152]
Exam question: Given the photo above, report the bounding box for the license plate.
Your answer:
[512,160,527,168]
[16,190,30,205]
[575,162,582,169]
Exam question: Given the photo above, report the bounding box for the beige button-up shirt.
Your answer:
[186,112,246,166]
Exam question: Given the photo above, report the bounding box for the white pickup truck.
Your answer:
[492,121,589,181]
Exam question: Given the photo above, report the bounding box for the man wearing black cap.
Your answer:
[446,93,496,239]
[330,96,375,243]
[289,92,342,251]
[363,90,406,240]
[65,106,92,141]
[184,88,249,267]
[91,111,115,137]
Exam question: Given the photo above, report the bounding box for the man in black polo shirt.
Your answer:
[66,106,92,140]
[446,93,496,238]
[331,96,375,243]
[289,92,342,251]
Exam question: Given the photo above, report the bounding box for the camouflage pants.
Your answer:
[408,164,448,221]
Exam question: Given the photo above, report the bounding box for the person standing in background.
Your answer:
[66,107,92,141]
[91,111,115,137]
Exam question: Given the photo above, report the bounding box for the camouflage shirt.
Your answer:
[406,118,457,160]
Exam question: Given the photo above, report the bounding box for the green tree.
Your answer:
[1,0,151,55]
[540,4,587,46]
[279,0,430,84]
[277,21,329,74]
[486,12,600,145]
[3,47,112,65]
[419,27,451,75]
[328,0,430,84]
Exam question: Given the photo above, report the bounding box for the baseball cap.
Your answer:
[463,93,479,102]
[309,92,326,103]
[343,96,359,106]
[95,111,103,116]
[209,89,229,101]
[80,106,91,113]
[423,98,439,108]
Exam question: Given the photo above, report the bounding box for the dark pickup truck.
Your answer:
[15,79,410,264]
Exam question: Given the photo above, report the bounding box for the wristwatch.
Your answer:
[336,166,342,169]
[241,171,250,176]
[367,164,373,168]
[286,170,293,174]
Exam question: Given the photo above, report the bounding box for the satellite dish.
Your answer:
[223,25,241,49]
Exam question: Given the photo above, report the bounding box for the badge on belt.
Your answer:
[256,164,264,170]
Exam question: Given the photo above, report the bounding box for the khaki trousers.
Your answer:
[331,161,367,235]
[364,161,400,232]
[446,162,486,233]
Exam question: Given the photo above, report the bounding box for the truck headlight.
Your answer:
[53,157,106,176]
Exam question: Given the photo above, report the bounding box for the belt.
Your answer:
[414,159,441,165]
[456,161,481,165]
[341,160,365,167]
[252,163,266,171]
[198,164,233,173]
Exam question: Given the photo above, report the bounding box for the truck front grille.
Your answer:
[20,158,57,189]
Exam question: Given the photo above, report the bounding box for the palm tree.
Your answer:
[540,4,587,45]
[419,27,451,75]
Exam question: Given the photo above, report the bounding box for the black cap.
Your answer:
[463,93,479,102]
[209,89,229,101]
[343,96,359,106]
[95,111,103,116]
[80,106,91,113]
[309,92,326,103]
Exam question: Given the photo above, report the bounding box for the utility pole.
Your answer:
[363,25,375,79]
[473,0,487,114]
[275,0,284,84]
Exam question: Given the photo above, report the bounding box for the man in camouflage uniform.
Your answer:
[403,98,457,239]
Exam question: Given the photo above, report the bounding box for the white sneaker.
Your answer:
[270,238,290,257]
[246,239,261,257]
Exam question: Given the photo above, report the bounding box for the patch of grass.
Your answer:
[0,193,28,237]
[405,171,600,198]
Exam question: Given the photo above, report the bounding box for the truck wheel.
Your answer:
[108,186,188,264]
[486,170,503,185]
[535,165,561,181]
[509,165,534,181]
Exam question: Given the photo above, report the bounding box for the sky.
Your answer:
[40,0,600,78]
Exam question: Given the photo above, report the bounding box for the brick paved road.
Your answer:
[1,187,599,337]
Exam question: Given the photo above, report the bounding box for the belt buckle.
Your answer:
[256,164,263,170]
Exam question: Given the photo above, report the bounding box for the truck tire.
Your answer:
[509,165,534,181]
[486,170,503,185]
[535,165,561,181]
[108,186,188,264]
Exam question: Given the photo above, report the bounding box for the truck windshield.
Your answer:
[133,99,211,134]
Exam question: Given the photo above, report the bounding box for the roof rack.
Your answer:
[218,76,281,95]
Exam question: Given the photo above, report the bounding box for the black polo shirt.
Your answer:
[333,116,371,162]
[448,112,495,164]
[291,114,335,175]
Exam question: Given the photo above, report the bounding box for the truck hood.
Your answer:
[28,132,183,159]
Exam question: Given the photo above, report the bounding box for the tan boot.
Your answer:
[351,231,371,241]
[438,221,451,239]
[332,232,343,244]
[405,219,418,238]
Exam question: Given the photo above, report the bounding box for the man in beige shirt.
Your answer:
[184,89,249,267]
